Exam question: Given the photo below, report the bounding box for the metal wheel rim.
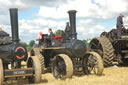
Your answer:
[83,54,98,75]
[52,54,73,80]
[83,52,103,75]
[53,56,66,79]
[27,56,41,83]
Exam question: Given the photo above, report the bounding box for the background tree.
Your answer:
[29,40,35,47]
[55,29,64,36]
[20,42,27,47]
[26,45,31,52]
[20,40,35,52]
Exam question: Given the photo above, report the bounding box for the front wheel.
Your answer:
[52,54,73,80]
[82,52,104,75]
[27,56,42,83]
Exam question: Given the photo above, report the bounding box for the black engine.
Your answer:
[38,10,86,58]
[0,8,28,62]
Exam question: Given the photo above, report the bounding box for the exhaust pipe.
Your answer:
[9,8,19,44]
[68,10,77,40]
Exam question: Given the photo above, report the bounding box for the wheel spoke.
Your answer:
[54,67,59,78]
[97,41,100,47]
[88,67,93,72]
[83,53,100,75]
[93,67,97,74]
[91,42,98,49]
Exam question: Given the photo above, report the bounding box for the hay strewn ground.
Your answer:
[4,53,128,85]
[39,67,128,85]
[4,66,128,85]
[26,53,128,85]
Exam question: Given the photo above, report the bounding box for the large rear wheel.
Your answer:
[89,36,115,67]
[27,56,41,83]
[0,59,3,85]
[100,31,107,37]
[52,54,73,80]
[82,52,104,75]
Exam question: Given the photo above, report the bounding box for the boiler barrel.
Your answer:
[0,44,28,62]
[65,40,86,58]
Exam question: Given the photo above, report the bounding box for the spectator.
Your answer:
[48,28,55,39]
[38,32,42,44]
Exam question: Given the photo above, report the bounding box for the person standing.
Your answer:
[48,28,55,39]
[38,32,42,44]
[48,28,55,45]
[116,14,124,38]
[64,22,70,39]
[116,14,124,63]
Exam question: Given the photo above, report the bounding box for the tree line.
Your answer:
[20,40,35,52]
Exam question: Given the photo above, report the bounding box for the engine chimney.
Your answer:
[68,10,77,40]
[9,8,19,44]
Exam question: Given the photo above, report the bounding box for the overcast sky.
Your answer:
[0,0,128,43]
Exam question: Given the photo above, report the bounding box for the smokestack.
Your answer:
[9,8,19,43]
[68,10,77,40]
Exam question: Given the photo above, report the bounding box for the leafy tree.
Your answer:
[55,29,64,36]
[26,45,31,52]
[19,42,27,47]
[29,40,35,47]
[83,40,87,43]
[19,40,35,52]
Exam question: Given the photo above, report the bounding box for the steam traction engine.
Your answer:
[0,8,41,85]
[89,25,128,66]
[31,10,104,79]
